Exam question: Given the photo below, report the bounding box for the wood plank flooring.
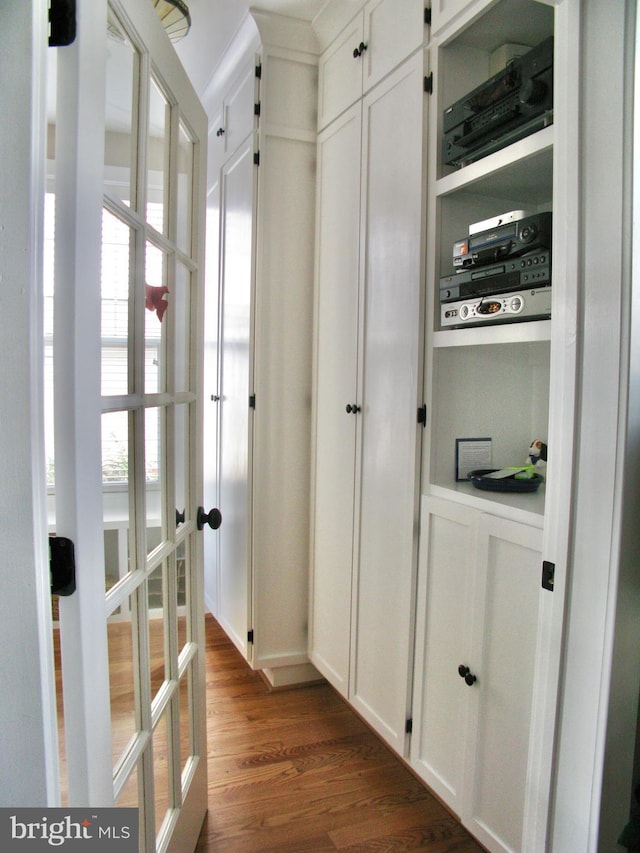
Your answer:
[197,615,485,853]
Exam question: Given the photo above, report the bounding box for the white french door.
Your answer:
[51,2,209,850]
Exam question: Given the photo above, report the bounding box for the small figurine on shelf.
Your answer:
[527,439,548,477]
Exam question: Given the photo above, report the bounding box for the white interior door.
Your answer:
[216,136,256,660]
[52,2,209,850]
[350,51,424,752]
[309,102,362,695]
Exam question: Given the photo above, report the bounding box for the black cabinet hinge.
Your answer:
[49,0,76,46]
[49,535,76,596]
[417,404,427,426]
[254,101,261,117]
[424,72,433,94]
[253,151,260,166]
[255,64,262,79]
[405,718,413,734]
[542,560,555,591]
[424,7,432,26]
[249,394,256,409]
[248,630,254,644]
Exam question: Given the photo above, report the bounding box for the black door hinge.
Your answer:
[255,64,262,79]
[49,0,76,46]
[405,718,413,734]
[50,535,76,596]
[253,151,260,166]
[424,72,433,94]
[417,404,427,426]
[424,7,432,26]
[249,394,256,409]
[542,560,555,591]
[248,630,254,644]
[254,102,261,117]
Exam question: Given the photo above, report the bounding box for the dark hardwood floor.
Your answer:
[197,615,485,852]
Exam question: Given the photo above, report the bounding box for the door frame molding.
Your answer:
[0,0,60,806]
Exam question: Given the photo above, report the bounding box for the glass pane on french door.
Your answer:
[100,4,206,850]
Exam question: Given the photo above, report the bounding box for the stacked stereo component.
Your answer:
[440,211,552,328]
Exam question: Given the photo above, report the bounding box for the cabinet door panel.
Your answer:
[318,14,364,131]
[309,105,362,695]
[429,0,474,35]
[351,53,424,751]
[411,498,478,811]
[217,139,255,660]
[362,0,425,94]
[223,61,257,157]
[465,515,543,853]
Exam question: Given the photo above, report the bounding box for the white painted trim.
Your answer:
[200,13,260,119]
[550,1,636,850]
[31,0,61,807]
[0,0,60,807]
[261,663,323,689]
[250,7,320,54]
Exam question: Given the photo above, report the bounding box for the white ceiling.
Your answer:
[174,0,329,96]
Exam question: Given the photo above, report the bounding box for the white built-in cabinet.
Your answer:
[409,1,577,852]
[310,0,578,851]
[208,12,319,682]
[317,0,425,129]
[309,0,427,754]
[412,497,546,853]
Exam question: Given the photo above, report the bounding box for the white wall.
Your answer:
[551,1,640,850]
[0,0,59,806]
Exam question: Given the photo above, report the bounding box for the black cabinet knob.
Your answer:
[216,127,225,137]
[458,664,477,686]
[353,41,368,58]
[346,403,361,414]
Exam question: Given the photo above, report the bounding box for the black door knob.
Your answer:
[197,507,222,531]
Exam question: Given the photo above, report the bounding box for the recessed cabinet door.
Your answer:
[221,61,257,157]
[217,137,255,661]
[309,104,363,696]
[362,0,425,94]
[318,14,364,131]
[350,52,425,753]
[411,498,479,813]
[464,514,543,853]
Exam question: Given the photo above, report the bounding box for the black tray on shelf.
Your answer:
[467,468,544,493]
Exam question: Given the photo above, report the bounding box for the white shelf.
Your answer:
[426,480,546,527]
[436,125,554,200]
[433,318,551,347]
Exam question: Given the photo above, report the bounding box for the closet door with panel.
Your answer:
[217,134,256,660]
[310,103,362,697]
[310,48,427,756]
[349,50,426,753]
